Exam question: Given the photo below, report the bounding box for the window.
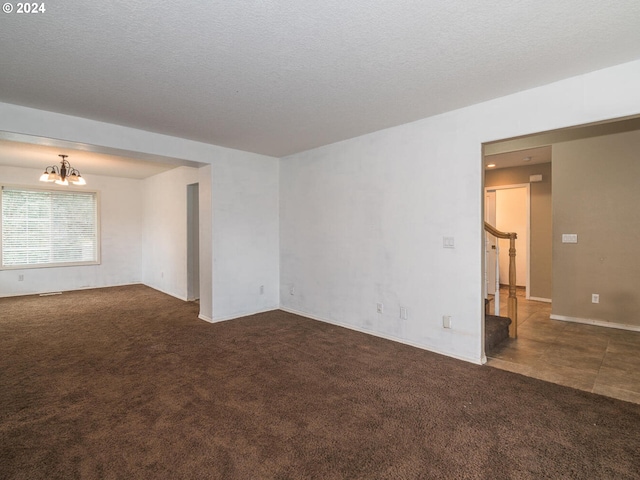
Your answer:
[1,186,100,269]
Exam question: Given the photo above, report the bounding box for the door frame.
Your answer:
[484,182,531,299]
[484,189,498,297]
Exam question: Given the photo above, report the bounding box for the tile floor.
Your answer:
[486,287,640,405]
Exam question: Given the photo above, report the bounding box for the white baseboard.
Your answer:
[550,314,640,332]
[527,296,552,303]
[198,314,213,323]
[280,306,483,365]
[0,281,144,298]
[143,284,189,302]
[208,306,280,324]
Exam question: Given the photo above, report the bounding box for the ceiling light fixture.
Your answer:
[39,154,86,186]
[486,163,496,168]
[523,156,532,162]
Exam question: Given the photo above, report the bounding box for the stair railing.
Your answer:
[484,222,518,338]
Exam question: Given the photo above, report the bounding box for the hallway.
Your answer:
[486,287,640,404]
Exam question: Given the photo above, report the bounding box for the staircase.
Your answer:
[484,221,517,354]
[485,314,512,352]
[484,222,518,338]
[484,297,512,352]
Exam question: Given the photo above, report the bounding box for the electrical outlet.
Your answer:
[592,294,599,304]
[400,306,408,320]
[290,285,295,295]
[18,274,24,282]
[260,285,264,295]
[443,315,452,329]
[376,303,384,314]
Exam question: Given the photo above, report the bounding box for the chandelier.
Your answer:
[39,154,86,186]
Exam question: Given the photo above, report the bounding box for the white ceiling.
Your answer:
[485,146,551,171]
[1,2,640,158]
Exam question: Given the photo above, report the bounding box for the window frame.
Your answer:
[0,184,101,270]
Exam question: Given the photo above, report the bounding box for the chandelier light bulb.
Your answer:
[39,154,86,187]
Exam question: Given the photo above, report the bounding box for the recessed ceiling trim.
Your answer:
[0,131,205,169]
[484,114,640,156]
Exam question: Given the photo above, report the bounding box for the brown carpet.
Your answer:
[1,285,639,479]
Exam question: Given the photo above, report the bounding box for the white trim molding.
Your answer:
[528,296,552,303]
[208,306,280,324]
[281,307,484,365]
[550,314,640,332]
[0,281,143,298]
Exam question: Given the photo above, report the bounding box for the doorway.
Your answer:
[187,183,200,301]
[484,183,530,309]
[482,116,640,401]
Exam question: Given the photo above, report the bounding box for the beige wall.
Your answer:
[552,130,640,327]
[485,163,552,299]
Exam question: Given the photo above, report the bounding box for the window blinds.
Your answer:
[1,187,99,268]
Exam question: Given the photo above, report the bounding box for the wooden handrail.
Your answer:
[484,222,514,240]
[484,222,518,338]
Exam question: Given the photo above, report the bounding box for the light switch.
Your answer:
[443,237,455,248]
[562,234,578,244]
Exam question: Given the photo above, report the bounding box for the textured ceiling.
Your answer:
[1,1,640,157]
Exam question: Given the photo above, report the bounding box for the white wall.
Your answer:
[280,59,640,364]
[142,166,199,300]
[0,165,142,296]
[198,165,213,321]
[210,155,280,321]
